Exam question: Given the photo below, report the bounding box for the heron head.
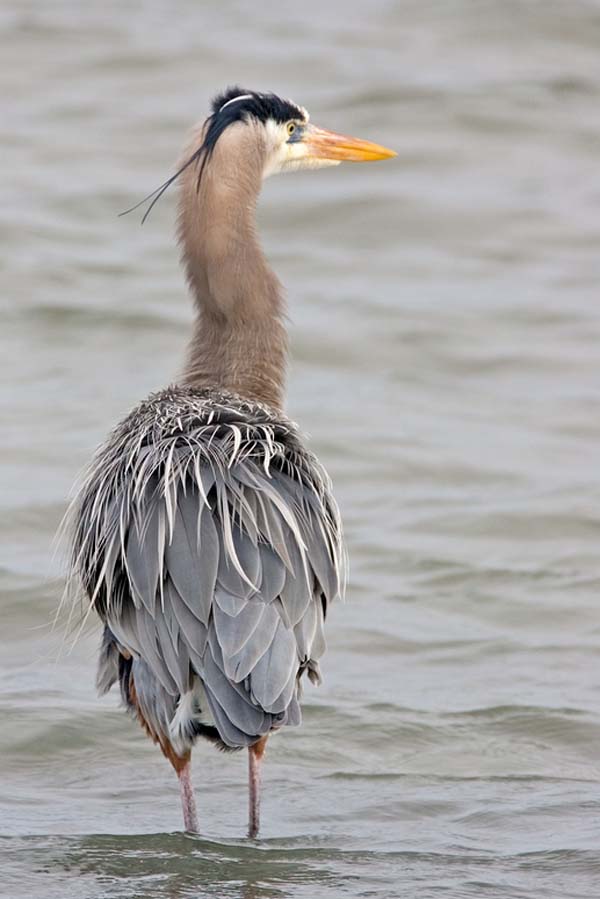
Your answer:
[123,87,395,223]
[206,86,396,179]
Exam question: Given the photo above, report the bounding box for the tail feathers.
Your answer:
[97,628,304,754]
[168,679,231,753]
[168,677,299,753]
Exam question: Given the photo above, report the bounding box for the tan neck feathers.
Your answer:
[177,122,288,410]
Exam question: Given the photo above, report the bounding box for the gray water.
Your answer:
[2,1,600,897]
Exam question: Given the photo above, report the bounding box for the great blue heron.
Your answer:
[68,87,395,838]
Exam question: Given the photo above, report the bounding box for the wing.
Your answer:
[80,438,344,749]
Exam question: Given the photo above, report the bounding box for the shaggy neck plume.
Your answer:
[177,124,288,411]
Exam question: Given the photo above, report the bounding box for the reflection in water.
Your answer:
[15,833,340,899]
[9,833,597,899]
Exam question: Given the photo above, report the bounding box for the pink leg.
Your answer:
[178,758,199,833]
[248,736,268,839]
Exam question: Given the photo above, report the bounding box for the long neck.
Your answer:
[177,130,288,411]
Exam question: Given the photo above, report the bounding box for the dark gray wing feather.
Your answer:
[220,601,280,683]
[165,579,208,658]
[249,617,298,712]
[213,599,266,658]
[165,490,217,626]
[126,511,159,616]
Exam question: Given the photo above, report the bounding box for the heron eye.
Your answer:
[286,122,296,136]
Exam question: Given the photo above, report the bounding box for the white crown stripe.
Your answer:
[218,94,254,113]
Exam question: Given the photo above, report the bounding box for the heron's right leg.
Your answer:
[248,735,268,839]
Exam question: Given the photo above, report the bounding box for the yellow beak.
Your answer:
[304,123,396,163]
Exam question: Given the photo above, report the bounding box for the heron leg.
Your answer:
[178,757,199,833]
[248,735,268,839]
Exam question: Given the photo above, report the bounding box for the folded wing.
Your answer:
[83,445,342,747]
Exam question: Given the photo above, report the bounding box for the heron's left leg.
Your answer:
[248,735,268,839]
[127,669,200,833]
[177,755,199,833]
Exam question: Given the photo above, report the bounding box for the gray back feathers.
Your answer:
[69,386,346,749]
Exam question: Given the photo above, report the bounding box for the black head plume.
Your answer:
[120,87,306,224]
